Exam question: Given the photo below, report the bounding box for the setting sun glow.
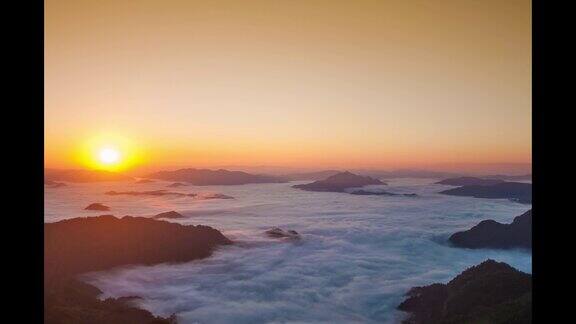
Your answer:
[46,0,531,172]
[98,148,121,165]
[73,134,143,172]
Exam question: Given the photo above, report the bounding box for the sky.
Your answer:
[45,0,531,173]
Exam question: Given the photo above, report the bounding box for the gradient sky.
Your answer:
[45,0,531,172]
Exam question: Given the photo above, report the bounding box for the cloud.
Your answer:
[60,179,530,323]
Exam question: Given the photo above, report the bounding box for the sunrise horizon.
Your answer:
[46,0,530,175]
[44,160,532,177]
[44,1,533,323]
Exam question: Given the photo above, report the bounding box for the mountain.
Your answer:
[283,170,342,181]
[349,190,417,197]
[449,210,531,250]
[84,203,111,211]
[45,279,176,324]
[148,168,287,185]
[436,177,505,186]
[45,215,232,280]
[105,190,196,197]
[279,168,464,181]
[45,215,232,324]
[45,168,132,183]
[483,174,532,181]
[293,171,385,192]
[360,169,463,179]
[45,180,67,188]
[152,211,185,219]
[398,259,531,324]
[440,182,532,204]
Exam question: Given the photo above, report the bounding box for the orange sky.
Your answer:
[45,0,531,172]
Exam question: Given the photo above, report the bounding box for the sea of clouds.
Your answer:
[46,178,532,323]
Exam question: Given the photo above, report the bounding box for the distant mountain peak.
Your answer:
[293,171,385,192]
[148,167,287,185]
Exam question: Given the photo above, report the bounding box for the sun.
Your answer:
[75,134,144,172]
[98,147,121,165]
[92,145,125,171]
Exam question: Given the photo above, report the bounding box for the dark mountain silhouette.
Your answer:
[45,168,132,183]
[349,190,398,196]
[45,215,232,282]
[436,177,505,186]
[167,182,188,187]
[449,210,531,250]
[483,174,532,181]
[398,259,531,323]
[199,193,234,199]
[293,171,385,192]
[349,189,417,197]
[265,227,301,239]
[285,169,463,181]
[152,211,185,219]
[136,179,154,184]
[105,190,197,197]
[104,190,234,200]
[45,215,231,324]
[440,182,531,204]
[148,168,287,185]
[45,279,176,324]
[45,180,67,188]
[363,169,462,179]
[84,203,111,211]
[283,170,342,181]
